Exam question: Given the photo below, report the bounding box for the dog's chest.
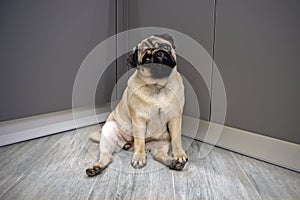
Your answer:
[131,85,181,136]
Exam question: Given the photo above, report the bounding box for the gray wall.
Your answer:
[127,0,300,144]
[214,0,300,144]
[1,0,299,144]
[0,0,116,121]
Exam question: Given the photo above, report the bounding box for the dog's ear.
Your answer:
[127,46,138,68]
[155,33,175,49]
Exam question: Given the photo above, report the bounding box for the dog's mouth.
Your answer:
[140,50,176,79]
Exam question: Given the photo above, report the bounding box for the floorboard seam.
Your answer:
[0,134,64,198]
[171,171,176,200]
[86,175,98,200]
[104,170,113,200]
[115,171,124,200]
[147,169,153,200]
[0,173,25,198]
[231,152,263,200]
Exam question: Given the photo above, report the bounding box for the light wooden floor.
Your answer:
[0,124,299,200]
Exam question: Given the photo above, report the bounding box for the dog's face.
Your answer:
[127,34,177,83]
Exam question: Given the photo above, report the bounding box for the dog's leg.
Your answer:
[168,116,188,164]
[148,140,187,171]
[131,122,147,169]
[86,121,123,177]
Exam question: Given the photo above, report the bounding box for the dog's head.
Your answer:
[127,34,177,83]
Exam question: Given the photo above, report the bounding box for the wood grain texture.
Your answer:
[0,124,299,200]
[231,153,300,200]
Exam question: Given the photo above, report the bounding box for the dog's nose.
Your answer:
[155,51,164,58]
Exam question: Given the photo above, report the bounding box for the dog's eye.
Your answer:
[161,44,170,51]
[142,54,152,64]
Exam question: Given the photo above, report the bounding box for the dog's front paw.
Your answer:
[131,153,146,169]
[173,151,188,163]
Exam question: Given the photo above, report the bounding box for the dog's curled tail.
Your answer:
[89,127,101,143]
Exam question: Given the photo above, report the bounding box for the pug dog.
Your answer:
[86,34,188,177]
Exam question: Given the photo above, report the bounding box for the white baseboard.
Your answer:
[0,104,111,147]
[0,110,299,172]
[182,116,300,172]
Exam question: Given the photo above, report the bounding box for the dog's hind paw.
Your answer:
[86,166,104,177]
[168,158,188,171]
